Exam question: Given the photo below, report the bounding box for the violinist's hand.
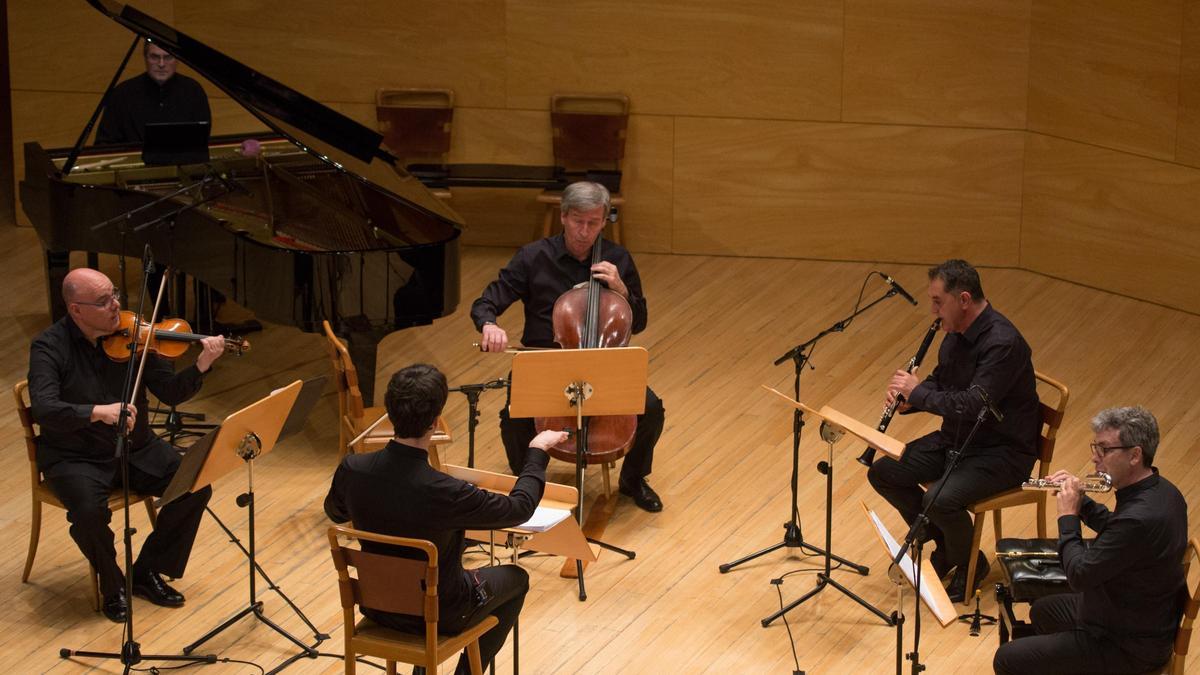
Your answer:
[591,261,628,298]
[1056,474,1083,516]
[480,323,509,353]
[92,402,137,433]
[196,335,226,373]
[529,429,569,451]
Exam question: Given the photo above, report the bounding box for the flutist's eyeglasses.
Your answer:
[1090,442,1134,456]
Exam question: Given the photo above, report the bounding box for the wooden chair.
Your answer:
[328,525,495,675]
[322,321,450,465]
[1154,537,1200,675]
[961,370,1069,603]
[14,380,158,611]
[376,88,454,200]
[536,93,628,243]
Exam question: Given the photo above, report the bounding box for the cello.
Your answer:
[534,235,637,466]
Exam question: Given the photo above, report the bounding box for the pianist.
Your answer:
[993,406,1188,675]
[325,363,566,674]
[96,40,211,145]
[27,268,224,623]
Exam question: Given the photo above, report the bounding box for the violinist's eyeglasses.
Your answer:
[74,290,121,308]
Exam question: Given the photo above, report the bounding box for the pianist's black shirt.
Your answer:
[470,233,648,348]
[905,304,1040,456]
[96,72,211,145]
[1059,470,1187,658]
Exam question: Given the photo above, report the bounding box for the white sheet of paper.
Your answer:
[517,506,572,533]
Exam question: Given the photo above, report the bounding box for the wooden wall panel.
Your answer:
[8,0,174,93]
[1028,0,1182,160]
[672,118,1024,264]
[843,0,1031,128]
[505,0,843,120]
[1177,0,1200,167]
[1022,134,1200,314]
[620,115,674,253]
[173,0,508,107]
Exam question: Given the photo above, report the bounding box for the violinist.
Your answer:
[27,268,224,622]
[471,181,665,512]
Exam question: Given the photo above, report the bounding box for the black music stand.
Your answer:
[163,379,327,673]
[509,347,646,601]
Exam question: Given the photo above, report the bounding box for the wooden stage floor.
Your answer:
[2,223,1198,673]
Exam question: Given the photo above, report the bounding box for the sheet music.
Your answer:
[516,506,572,533]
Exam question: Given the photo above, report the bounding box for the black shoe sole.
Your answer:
[131,586,185,608]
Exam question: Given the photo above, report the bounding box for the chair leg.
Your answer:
[144,498,158,528]
[23,497,42,583]
[993,509,1004,546]
[965,512,986,605]
[384,660,396,675]
[467,638,484,675]
[602,462,613,498]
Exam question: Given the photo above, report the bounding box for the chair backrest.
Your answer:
[328,525,439,653]
[13,381,43,491]
[376,88,454,164]
[322,320,366,422]
[1032,370,1069,479]
[549,93,629,172]
[1167,538,1200,675]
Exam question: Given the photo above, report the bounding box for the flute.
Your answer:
[1022,472,1113,493]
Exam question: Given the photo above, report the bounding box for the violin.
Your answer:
[102,310,250,362]
[534,236,636,461]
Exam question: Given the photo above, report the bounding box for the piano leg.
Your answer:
[344,327,388,407]
[45,249,70,321]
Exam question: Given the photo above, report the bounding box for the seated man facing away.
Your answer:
[993,406,1188,675]
[325,363,566,674]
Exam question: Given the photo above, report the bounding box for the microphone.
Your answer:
[970,384,1004,422]
[880,272,918,306]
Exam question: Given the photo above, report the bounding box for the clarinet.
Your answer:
[856,318,941,466]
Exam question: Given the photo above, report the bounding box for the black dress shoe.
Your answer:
[930,547,953,581]
[101,589,128,623]
[946,551,991,603]
[131,569,185,607]
[618,478,663,512]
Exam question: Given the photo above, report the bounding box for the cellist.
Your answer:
[471,181,665,512]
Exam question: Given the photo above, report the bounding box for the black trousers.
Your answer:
[499,386,664,483]
[365,565,529,675]
[46,450,211,598]
[866,431,1033,570]
[993,593,1171,674]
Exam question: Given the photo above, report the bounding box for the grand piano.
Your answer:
[19,0,464,404]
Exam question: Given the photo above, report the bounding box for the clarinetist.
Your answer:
[994,406,1187,675]
[867,260,1040,602]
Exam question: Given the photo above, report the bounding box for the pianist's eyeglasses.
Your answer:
[74,291,121,308]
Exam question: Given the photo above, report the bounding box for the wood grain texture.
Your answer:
[2,221,1199,672]
[672,117,1024,263]
[1028,0,1182,159]
[843,0,1031,128]
[173,0,508,108]
[1176,0,1200,167]
[504,0,844,120]
[1021,133,1200,314]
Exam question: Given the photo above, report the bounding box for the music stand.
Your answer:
[757,387,895,626]
[162,380,326,672]
[862,502,955,675]
[509,347,646,601]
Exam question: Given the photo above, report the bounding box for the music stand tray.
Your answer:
[509,347,647,601]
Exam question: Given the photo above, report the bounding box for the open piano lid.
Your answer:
[85,0,464,231]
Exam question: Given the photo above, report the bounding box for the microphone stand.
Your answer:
[449,378,509,468]
[719,287,903,628]
[890,400,993,675]
[59,255,216,673]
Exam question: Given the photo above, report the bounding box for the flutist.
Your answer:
[994,407,1187,675]
[867,260,1040,602]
